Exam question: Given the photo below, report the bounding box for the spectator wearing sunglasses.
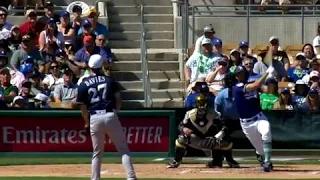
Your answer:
[206,57,228,93]
[78,8,108,38]
[243,57,261,83]
[95,34,112,62]
[306,88,320,111]
[71,5,83,35]
[19,80,35,109]
[287,53,309,83]
[273,88,294,110]
[38,2,60,30]
[42,61,63,92]
[19,9,42,46]
[39,18,65,52]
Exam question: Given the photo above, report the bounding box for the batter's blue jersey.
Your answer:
[232,82,261,119]
[76,75,119,114]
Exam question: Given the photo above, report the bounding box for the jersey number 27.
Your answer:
[88,84,108,103]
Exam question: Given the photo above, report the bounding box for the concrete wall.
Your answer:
[175,16,319,48]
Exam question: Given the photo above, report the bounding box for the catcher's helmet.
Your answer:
[195,94,208,108]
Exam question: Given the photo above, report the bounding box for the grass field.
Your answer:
[1,178,320,180]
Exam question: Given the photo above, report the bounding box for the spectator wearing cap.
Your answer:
[73,35,109,73]
[10,35,44,73]
[57,10,75,50]
[238,41,257,63]
[253,40,288,82]
[26,69,45,96]
[42,61,63,92]
[53,68,77,108]
[19,9,42,45]
[0,67,18,104]
[212,38,223,56]
[312,24,320,55]
[273,88,294,110]
[19,80,35,109]
[185,38,217,88]
[0,7,13,31]
[10,96,25,108]
[8,26,22,51]
[39,18,65,52]
[243,57,261,83]
[73,19,96,51]
[206,57,229,93]
[302,70,320,90]
[258,36,290,71]
[194,24,219,53]
[38,2,60,30]
[287,53,309,83]
[71,5,83,34]
[55,48,79,75]
[78,8,108,38]
[259,78,279,110]
[306,88,320,111]
[293,79,309,109]
[228,49,242,73]
[34,93,51,109]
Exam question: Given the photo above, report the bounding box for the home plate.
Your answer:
[200,170,223,173]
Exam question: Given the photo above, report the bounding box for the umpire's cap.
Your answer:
[88,54,103,69]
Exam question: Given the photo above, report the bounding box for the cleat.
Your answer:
[167,160,180,168]
[205,160,223,168]
[262,162,273,172]
[226,159,240,168]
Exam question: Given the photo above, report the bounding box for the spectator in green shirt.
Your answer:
[260,78,279,110]
[0,68,18,104]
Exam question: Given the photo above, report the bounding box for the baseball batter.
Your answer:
[76,54,137,180]
[167,95,232,168]
[232,65,274,172]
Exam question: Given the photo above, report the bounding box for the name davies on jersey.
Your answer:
[2,126,164,144]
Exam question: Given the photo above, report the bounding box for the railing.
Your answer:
[140,5,153,108]
[172,0,189,54]
[186,4,320,45]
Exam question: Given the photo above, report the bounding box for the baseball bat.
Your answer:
[264,46,273,67]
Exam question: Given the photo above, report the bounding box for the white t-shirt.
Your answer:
[194,35,206,53]
[10,70,25,90]
[42,30,65,49]
[42,74,64,88]
[207,72,226,92]
[312,35,320,54]
[185,52,219,83]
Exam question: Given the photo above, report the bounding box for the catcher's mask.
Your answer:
[196,95,208,118]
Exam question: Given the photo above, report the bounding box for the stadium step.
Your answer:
[120,89,184,100]
[108,31,174,41]
[122,98,185,109]
[109,40,174,49]
[111,71,181,81]
[118,80,184,90]
[112,50,178,61]
[108,22,174,32]
[107,0,172,6]
[112,61,179,71]
[107,6,173,15]
[108,14,173,23]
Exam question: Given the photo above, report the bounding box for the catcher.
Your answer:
[167,94,233,168]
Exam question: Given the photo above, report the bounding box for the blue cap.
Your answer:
[309,88,318,94]
[212,38,222,46]
[0,51,7,57]
[234,65,246,75]
[239,41,249,48]
[280,88,290,93]
[23,55,34,64]
[19,63,34,74]
[47,18,56,24]
[60,10,70,17]
[82,19,92,26]
[265,78,278,85]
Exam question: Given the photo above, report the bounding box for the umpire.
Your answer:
[213,73,240,168]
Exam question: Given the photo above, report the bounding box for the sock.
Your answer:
[262,142,272,163]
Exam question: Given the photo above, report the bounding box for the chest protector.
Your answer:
[188,108,214,134]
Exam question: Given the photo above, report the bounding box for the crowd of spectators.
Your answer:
[0,2,113,109]
[185,24,320,112]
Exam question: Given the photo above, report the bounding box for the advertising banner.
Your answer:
[0,111,174,155]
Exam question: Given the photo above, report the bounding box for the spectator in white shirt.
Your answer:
[193,25,219,53]
[312,25,320,54]
[185,38,216,89]
[206,57,228,92]
[42,62,64,92]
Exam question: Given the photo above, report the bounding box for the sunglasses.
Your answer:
[244,63,253,66]
[218,62,227,66]
[97,39,105,42]
[50,66,59,69]
[28,14,37,17]
[0,14,7,17]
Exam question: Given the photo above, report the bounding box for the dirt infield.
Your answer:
[1,164,320,179]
